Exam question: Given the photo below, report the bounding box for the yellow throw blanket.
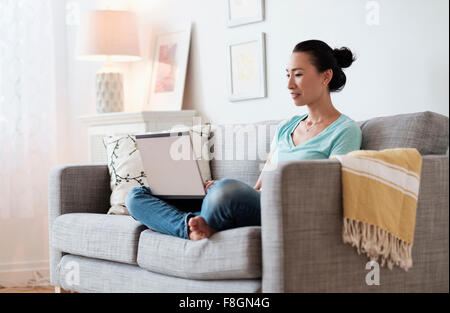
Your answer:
[330,148,422,271]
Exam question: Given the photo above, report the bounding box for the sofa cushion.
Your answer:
[358,111,449,155]
[137,226,262,280]
[51,213,147,265]
[210,120,282,183]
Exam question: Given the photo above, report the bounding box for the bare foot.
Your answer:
[188,216,217,241]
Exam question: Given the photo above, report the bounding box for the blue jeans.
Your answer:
[125,178,261,239]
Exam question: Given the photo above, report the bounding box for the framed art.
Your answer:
[147,23,191,111]
[227,32,267,102]
[226,0,265,27]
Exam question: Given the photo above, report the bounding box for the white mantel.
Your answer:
[77,110,198,126]
[77,110,199,163]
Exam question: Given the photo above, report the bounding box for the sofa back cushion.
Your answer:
[209,120,281,184]
[359,111,449,155]
[210,111,449,183]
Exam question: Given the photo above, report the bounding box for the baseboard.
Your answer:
[0,260,50,288]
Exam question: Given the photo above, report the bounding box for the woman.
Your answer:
[125,39,362,241]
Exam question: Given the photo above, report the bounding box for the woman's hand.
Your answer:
[204,180,216,192]
[254,150,273,192]
[253,179,262,192]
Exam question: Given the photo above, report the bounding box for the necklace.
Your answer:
[302,117,323,132]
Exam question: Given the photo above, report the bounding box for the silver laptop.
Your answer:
[135,131,206,199]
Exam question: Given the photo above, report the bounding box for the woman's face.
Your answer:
[286,52,331,106]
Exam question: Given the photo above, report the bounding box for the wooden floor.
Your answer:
[0,286,56,293]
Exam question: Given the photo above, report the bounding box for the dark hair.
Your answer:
[292,40,356,92]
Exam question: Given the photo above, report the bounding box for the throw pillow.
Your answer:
[103,123,212,215]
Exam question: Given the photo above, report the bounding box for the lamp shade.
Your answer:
[77,10,141,62]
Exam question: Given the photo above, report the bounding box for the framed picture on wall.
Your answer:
[146,23,191,111]
[227,32,267,102]
[226,0,265,27]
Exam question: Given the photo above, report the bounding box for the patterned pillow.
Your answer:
[103,123,212,215]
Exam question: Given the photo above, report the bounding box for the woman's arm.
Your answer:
[253,149,275,191]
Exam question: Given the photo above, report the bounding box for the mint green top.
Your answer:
[270,113,362,164]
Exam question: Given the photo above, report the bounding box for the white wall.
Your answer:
[64,0,448,163]
[134,0,449,123]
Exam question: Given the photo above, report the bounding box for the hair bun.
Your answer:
[333,47,355,68]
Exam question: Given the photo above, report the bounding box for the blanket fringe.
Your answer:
[343,218,413,271]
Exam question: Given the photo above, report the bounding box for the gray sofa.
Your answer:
[48,111,449,292]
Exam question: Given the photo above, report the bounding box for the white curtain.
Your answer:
[0,0,57,287]
[0,0,56,218]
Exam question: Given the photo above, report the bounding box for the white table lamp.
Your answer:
[77,10,141,113]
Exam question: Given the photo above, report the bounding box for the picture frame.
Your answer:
[227,32,267,102]
[226,0,265,27]
[146,23,192,111]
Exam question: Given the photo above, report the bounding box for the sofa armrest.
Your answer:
[48,164,111,221]
[260,156,449,292]
[48,163,111,285]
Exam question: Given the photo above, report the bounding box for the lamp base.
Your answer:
[96,72,124,113]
